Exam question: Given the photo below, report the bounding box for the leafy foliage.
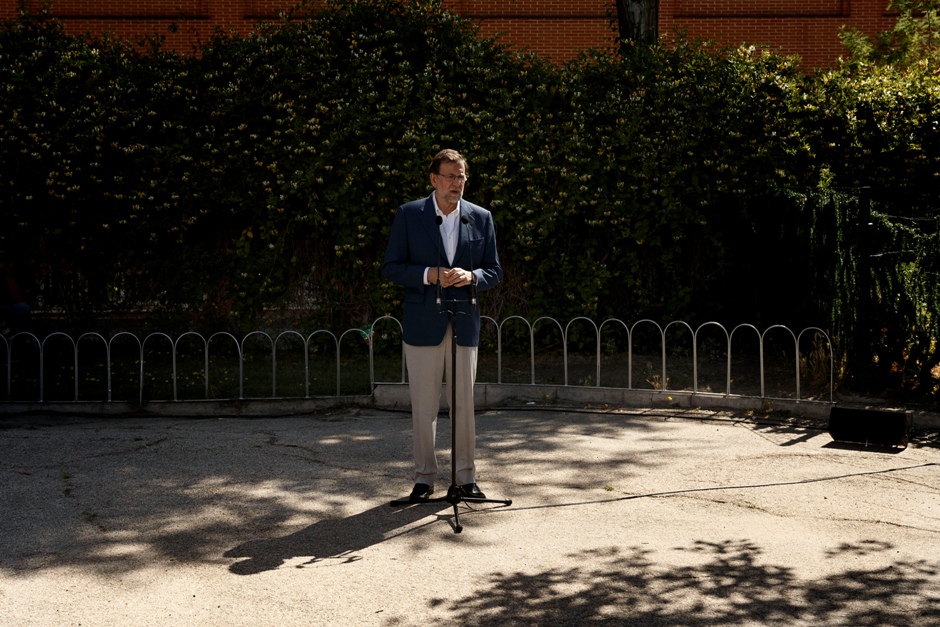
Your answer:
[841,0,940,72]
[2,1,940,399]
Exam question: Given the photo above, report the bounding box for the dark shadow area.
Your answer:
[0,410,667,576]
[822,440,907,455]
[0,413,419,574]
[224,501,451,575]
[911,428,940,448]
[434,540,940,626]
[747,420,829,448]
[1,405,936,610]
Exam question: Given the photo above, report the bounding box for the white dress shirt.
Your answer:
[424,194,460,284]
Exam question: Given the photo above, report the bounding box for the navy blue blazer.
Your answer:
[383,195,501,347]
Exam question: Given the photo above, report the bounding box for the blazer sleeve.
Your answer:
[472,208,501,293]
[382,202,429,289]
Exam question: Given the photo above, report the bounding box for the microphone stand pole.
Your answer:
[391,288,512,534]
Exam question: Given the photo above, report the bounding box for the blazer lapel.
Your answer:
[455,200,471,264]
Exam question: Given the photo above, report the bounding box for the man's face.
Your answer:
[430,160,467,213]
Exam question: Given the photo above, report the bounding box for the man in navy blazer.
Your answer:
[383,149,501,502]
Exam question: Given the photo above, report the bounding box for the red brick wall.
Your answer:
[442,0,614,62]
[660,0,896,69]
[0,0,612,61]
[0,0,899,68]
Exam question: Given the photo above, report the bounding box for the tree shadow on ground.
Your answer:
[5,412,632,575]
[435,540,940,626]
[1,409,936,599]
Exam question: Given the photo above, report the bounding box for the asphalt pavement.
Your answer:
[1,406,938,625]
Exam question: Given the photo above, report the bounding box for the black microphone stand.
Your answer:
[390,218,511,534]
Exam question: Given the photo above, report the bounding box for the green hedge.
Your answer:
[2,1,940,398]
[0,2,803,326]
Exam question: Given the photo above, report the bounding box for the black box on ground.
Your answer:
[828,406,912,447]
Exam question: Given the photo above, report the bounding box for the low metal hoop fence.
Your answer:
[0,316,833,405]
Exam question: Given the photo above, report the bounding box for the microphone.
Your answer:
[461,214,477,308]
[435,215,443,310]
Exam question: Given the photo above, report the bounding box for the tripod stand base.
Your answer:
[389,485,512,533]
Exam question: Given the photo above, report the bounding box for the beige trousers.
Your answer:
[403,325,478,486]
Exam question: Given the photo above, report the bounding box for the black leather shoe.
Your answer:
[459,483,486,499]
[409,483,434,501]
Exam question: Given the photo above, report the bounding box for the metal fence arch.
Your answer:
[41,332,76,403]
[369,316,404,387]
[304,329,340,397]
[563,316,598,386]
[532,317,565,385]
[598,318,631,388]
[171,331,208,402]
[206,332,240,399]
[692,321,730,395]
[108,331,144,404]
[497,315,533,385]
[76,331,108,401]
[240,331,276,400]
[662,320,694,393]
[760,324,799,400]
[274,330,306,398]
[729,324,762,398]
[338,327,370,397]
[796,327,835,402]
[628,319,664,390]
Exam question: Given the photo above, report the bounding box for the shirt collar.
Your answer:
[432,193,460,221]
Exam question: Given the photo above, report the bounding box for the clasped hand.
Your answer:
[434,267,473,288]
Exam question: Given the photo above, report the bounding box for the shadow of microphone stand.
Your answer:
[390,214,512,533]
